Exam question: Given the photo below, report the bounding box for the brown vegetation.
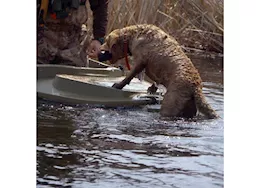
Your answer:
[86,0,223,58]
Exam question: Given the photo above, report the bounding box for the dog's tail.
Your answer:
[194,87,219,119]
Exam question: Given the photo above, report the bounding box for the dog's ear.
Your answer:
[107,30,120,49]
[101,33,118,51]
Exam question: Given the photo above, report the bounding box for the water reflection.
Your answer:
[37,103,82,186]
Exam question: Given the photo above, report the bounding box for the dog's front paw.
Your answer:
[112,83,123,89]
[147,83,158,94]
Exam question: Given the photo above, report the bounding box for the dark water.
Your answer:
[37,57,223,188]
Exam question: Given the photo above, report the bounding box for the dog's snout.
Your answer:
[98,50,112,62]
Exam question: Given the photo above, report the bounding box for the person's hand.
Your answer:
[87,40,102,58]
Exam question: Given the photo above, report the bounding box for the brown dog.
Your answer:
[99,24,218,119]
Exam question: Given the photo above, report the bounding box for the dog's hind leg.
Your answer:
[160,84,195,118]
[180,97,197,118]
[147,82,158,94]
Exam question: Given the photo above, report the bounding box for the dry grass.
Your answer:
[86,0,223,57]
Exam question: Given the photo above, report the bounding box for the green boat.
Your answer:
[37,58,163,107]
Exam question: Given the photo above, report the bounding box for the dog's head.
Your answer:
[98,29,126,64]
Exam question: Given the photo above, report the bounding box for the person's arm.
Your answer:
[89,0,109,43]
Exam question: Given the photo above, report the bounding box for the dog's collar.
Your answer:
[123,33,131,70]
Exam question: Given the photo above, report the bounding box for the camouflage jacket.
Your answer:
[37,0,108,66]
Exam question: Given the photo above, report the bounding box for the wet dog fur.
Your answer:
[100,24,218,119]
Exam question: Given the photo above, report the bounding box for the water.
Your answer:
[37,57,224,188]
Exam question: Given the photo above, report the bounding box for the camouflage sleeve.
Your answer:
[89,0,109,40]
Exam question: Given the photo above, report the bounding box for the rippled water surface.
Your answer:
[37,57,224,188]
